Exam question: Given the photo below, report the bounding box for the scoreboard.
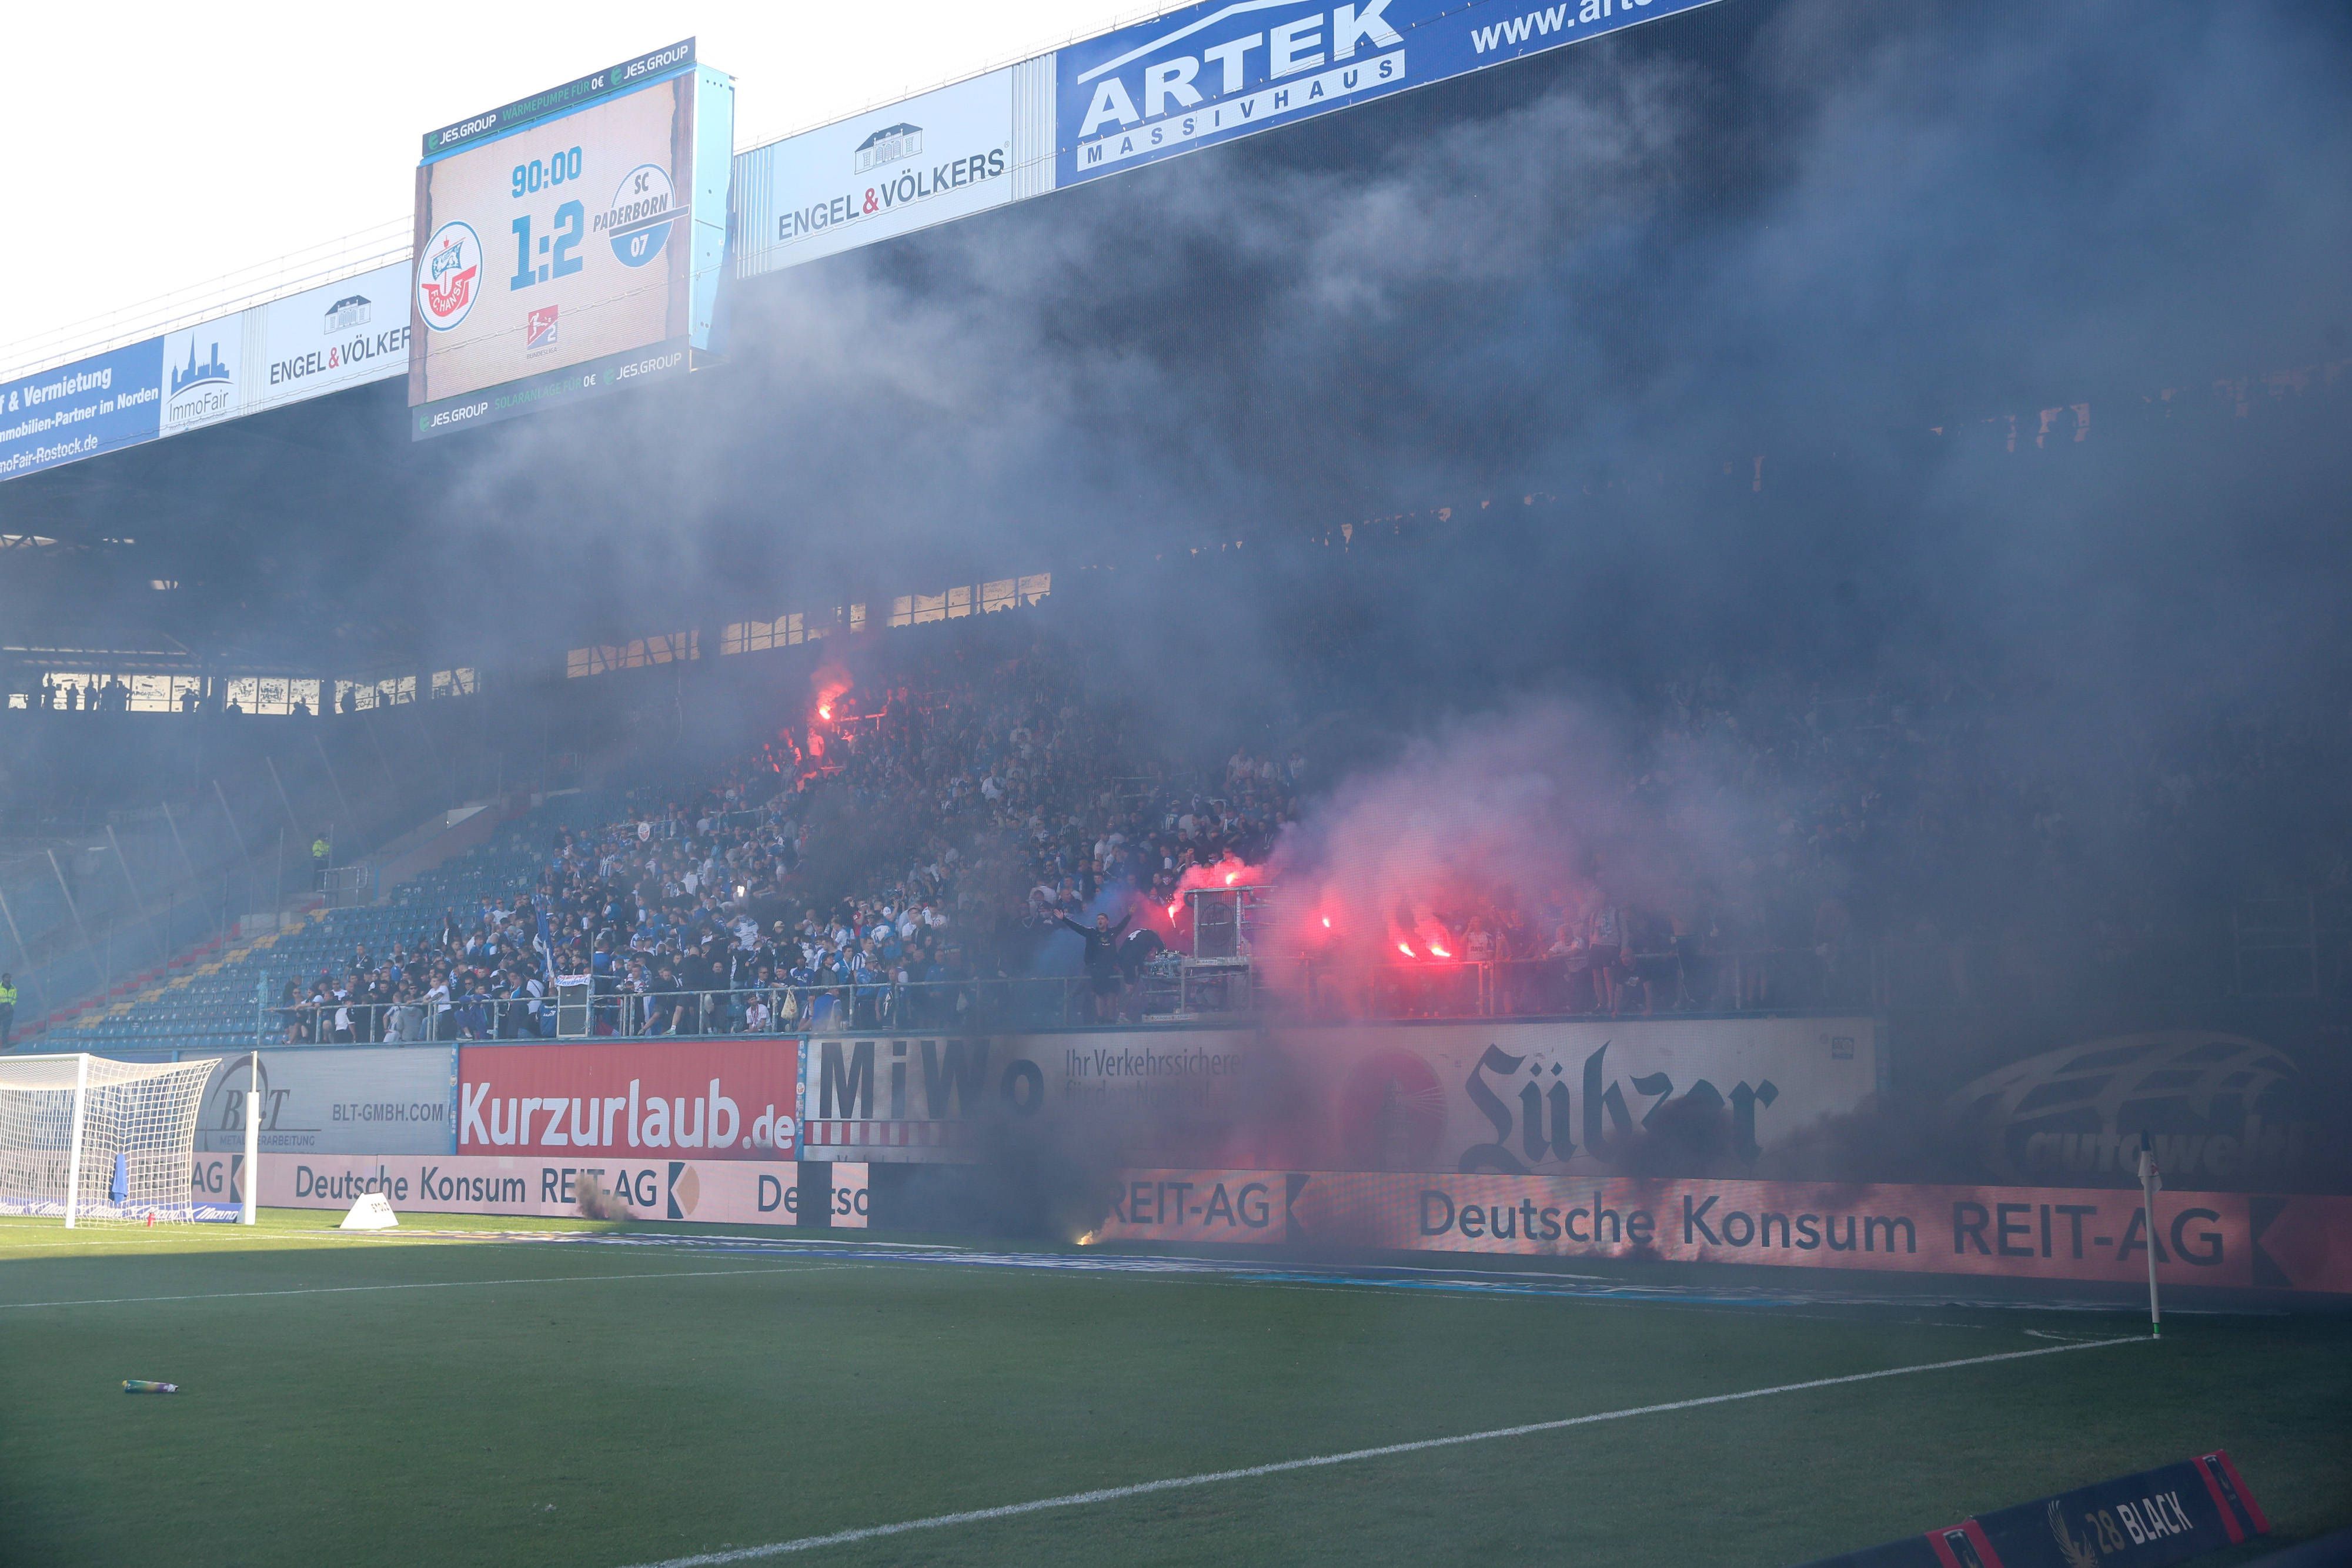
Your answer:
[10,6,1722,477]
[408,41,733,439]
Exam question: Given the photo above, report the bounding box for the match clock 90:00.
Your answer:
[509,145,585,292]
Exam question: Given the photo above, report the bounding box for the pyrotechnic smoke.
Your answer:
[1262,700,1775,983]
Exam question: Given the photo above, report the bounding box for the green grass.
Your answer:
[1,1212,2346,1567]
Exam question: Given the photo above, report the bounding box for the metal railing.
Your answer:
[258,944,1883,1048]
[268,975,1145,1044]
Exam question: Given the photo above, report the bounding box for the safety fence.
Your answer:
[260,945,1890,1048]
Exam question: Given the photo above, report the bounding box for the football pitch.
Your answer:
[2,1213,2346,1567]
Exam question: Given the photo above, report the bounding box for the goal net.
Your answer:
[0,1055,222,1225]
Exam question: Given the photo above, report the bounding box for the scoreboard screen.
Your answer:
[408,41,731,438]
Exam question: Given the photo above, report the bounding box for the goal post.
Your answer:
[0,1054,221,1226]
[242,1051,259,1226]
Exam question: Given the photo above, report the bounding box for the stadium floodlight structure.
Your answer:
[0,1054,219,1226]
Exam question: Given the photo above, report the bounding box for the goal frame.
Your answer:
[0,1051,224,1227]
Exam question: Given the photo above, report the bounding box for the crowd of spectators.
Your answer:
[279,625,1308,1040]
[273,606,2351,1039]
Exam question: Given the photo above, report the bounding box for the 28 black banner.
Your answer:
[1799,1450,2267,1568]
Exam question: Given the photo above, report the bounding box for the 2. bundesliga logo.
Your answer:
[418,221,483,330]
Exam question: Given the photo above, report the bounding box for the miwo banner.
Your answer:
[799,1016,1879,1177]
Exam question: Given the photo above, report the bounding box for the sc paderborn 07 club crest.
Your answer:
[601,164,676,268]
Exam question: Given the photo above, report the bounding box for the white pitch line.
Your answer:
[0,1262,856,1310]
[619,1336,2141,1567]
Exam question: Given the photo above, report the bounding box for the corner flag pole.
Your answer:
[2137,1131,2162,1339]
[241,1051,260,1225]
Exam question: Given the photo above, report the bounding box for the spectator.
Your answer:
[1059,908,1132,1023]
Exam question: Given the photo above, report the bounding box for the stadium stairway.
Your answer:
[19,793,616,1058]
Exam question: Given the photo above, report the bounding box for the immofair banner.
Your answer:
[798,1017,1879,1178]
[457,1039,800,1160]
[6,261,416,472]
[1091,1169,2352,1295]
[0,339,165,480]
[261,1153,859,1227]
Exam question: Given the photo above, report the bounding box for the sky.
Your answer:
[0,0,1146,376]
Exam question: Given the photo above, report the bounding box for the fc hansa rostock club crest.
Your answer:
[417,221,483,331]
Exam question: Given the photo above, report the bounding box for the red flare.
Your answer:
[1397,941,1415,958]
[1428,943,1452,959]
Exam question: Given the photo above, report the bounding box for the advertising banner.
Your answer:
[250,262,415,417]
[190,1047,457,1158]
[263,1152,803,1225]
[736,69,1022,277]
[153,260,416,440]
[1054,0,1718,186]
[4,260,415,470]
[797,1017,1879,1177]
[1950,1029,2327,1193]
[0,338,165,481]
[1805,1452,2269,1568]
[456,1038,800,1161]
[1092,1168,2352,1294]
[159,322,243,437]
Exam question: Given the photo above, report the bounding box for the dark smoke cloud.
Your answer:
[395,0,2352,944]
[353,0,2352,1222]
[423,0,2350,701]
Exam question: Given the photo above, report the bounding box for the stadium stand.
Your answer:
[25,565,2350,1057]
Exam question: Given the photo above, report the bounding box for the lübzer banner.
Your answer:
[798,1017,1879,1176]
[456,1039,800,1160]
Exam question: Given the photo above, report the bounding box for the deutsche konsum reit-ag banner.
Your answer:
[1055,0,1718,185]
